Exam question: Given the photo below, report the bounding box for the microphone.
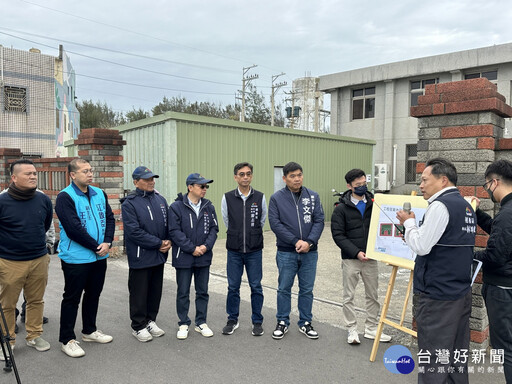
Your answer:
[401,202,411,238]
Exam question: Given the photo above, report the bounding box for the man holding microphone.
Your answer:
[396,158,476,384]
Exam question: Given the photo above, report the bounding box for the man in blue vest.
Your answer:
[397,158,476,384]
[221,162,267,336]
[56,158,115,358]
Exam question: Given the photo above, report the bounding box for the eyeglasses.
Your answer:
[483,179,499,189]
[75,169,93,175]
[237,172,252,177]
[196,184,209,189]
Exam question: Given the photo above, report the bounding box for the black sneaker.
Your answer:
[252,323,264,336]
[272,321,288,340]
[299,322,319,339]
[222,320,239,335]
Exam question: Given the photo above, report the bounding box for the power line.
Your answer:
[19,0,253,65]
[0,31,239,87]
[0,26,239,75]
[2,56,235,96]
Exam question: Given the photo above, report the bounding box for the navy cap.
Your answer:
[132,166,159,180]
[186,173,213,186]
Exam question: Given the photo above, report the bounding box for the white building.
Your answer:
[319,43,512,193]
[0,45,80,157]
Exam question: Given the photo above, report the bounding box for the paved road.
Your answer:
[2,225,502,383]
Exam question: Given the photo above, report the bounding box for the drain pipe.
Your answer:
[392,144,397,187]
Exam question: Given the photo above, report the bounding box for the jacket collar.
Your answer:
[71,181,98,197]
[235,187,253,198]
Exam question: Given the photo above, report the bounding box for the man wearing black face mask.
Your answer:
[470,160,512,384]
[331,169,391,345]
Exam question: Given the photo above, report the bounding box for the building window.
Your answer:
[465,70,497,82]
[3,86,27,112]
[405,144,417,183]
[352,87,375,120]
[410,79,438,107]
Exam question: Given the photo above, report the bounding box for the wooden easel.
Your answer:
[369,263,416,362]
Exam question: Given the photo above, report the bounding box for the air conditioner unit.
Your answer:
[374,163,390,191]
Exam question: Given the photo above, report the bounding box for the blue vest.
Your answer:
[58,183,108,264]
[414,189,476,300]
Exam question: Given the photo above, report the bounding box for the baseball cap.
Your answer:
[186,173,213,186]
[132,166,159,180]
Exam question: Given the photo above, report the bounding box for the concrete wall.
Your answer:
[319,43,512,193]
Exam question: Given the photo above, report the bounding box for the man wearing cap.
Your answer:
[121,166,171,342]
[56,158,115,358]
[168,173,219,340]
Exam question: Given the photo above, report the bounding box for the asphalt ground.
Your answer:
[2,224,503,384]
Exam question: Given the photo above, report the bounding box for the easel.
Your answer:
[366,193,427,362]
[369,262,416,362]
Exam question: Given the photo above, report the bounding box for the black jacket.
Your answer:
[168,193,218,268]
[121,188,169,269]
[330,190,373,259]
[474,192,512,287]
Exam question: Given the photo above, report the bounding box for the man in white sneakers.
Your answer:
[56,159,115,357]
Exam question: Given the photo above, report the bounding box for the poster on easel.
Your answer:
[366,193,428,270]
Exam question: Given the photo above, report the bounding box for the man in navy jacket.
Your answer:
[121,166,170,342]
[168,173,218,340]
[268,162,324,340]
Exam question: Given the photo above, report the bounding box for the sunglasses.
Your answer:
[196,184,209,189]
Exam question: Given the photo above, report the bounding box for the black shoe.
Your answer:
[43,316,48,324]
[272,321,288,340]
[15,323,19,334]
[252,323,264,336]
[299,322,319,339]
[222,320,239,335]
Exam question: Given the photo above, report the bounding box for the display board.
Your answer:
[366,193,429,270]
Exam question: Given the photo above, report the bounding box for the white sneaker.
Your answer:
[177,325,189,340]
[0,345,14,361]
[61,340,85,358]
[364,329,392,342]
[347,329,360,344]
[132,328,153,342]
[195,323,213,337]
[146,321,165,337]
[82,330,113,344]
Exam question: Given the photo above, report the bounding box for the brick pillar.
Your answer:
[74,128,127,255]
[411,78,512,350]
[0,148,23,190]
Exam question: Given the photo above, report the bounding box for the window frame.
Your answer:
[405,144,418,184]
[410,78,438,108]
[3,85,28,113]
[352,86,375,120]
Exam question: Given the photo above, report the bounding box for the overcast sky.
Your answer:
[2,0,512,115]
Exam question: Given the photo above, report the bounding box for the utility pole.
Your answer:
[240,65,258,122]
[314,78,320,132]
[271,73,287,126]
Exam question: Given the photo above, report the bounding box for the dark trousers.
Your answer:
[415,291,471,384]
[226,250,264,324]
[59,258,107,345]
[482,283,512,384]
[129,264,164,331]
[175,266,210,326]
